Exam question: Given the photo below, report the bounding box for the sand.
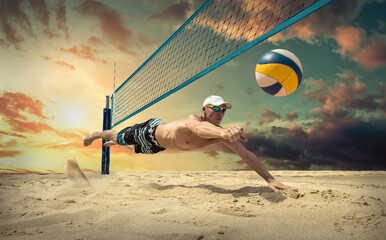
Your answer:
[0,171,385,240]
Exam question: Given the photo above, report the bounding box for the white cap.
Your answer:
[203,95,232,109]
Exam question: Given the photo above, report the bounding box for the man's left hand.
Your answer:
[268,179,298,192]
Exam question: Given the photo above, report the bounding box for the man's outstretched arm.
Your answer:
[224,141,298,192]
[185,115,247,141]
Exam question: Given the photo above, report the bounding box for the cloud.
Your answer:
[0,91,90,140]
[76,0,139,54]
[0,131,26,138]
[276,0,372,41]
[9,119,55,134]
[217,84,225,90]
[351,36,386,70]
[333,26,386,70]
[0,164,44,173]
[53,61,75,70]
[55,0,69,39]
[147,2,190,22]
[184,0,384,71]
[42,55,76,70]
[0,0,69,49]
[28,0,58,39]
[275,1,386,70]
[0,150,22,158]
[241,118,386,170]
[204,150,219,159]
[88,36,105,46]
[303,71,384,119]
[258,109,281,125]
[0,91,54,132]
[188,0,329,43]
[334,26,365,55]
[238,70,386,170]
[245,113,253,119]
[59,45,107,64]
[0,91,49,121]
[286,112,299,122]
[0,139,18,148]
[0,0,33,49]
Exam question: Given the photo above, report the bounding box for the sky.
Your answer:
[0,0,385,174]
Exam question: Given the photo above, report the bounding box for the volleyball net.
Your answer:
[111,0,332,128]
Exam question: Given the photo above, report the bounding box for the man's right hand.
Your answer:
[221,126,248,143]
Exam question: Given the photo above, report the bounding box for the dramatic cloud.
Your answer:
[0,91,49,121]
[0,0,69,49]
[249,71,385,170]
[147,2,190,22]
[278,0,386,70]
[42,56,76,70]
[334,26,365,55]
[286,112,298,122]
[351,37,386,70]
[76,0,137,54]
[0,91,55,134]
[53,61,75,70]
[0,131,26,138]
[276,0,374,41]
[0,139,18,148]
[204,150,219,159]
[88,36,105,46]
[0,150,22,158]
[55,0,69,40]
[241,118,386,170]
[59,45,107,64]
[0,164,45,173]
[190,0,330,43]
[28,0,57,38]
[0,91,87,139]
[303,71,385,119]
[186,0,385,71]
[0,0,33,48]
[334,26,386,70]
[259,109,280,125]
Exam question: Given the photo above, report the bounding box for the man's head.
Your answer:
[202,95,232,126]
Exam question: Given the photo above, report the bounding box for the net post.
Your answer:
[101,95,111,175]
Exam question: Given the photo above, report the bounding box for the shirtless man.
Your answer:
[84,95,298,193]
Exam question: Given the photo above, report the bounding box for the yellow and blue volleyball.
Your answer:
[255,49,303,97]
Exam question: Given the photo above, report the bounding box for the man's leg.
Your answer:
[83,130,118,147]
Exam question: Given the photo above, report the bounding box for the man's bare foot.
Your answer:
[103,140,118,147]
[83,131,100,146]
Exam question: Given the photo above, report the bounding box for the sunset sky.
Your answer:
[0,0,385,173]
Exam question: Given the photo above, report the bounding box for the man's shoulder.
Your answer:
[186,114,201,120]
[184,114,203,124]
[167,115,199,127]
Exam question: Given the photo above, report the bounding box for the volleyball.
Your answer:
[255,49,303,97]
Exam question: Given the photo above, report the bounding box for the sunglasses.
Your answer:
[206,105,227,113]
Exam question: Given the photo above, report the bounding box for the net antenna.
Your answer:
[111,0,333,128]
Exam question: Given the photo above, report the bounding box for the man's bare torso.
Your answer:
[155,114,224,150]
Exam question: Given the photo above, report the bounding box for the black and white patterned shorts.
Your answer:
[116,118,166,154]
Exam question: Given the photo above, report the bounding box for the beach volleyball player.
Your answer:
[84,95,298,193]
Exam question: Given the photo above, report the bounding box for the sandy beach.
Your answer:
[0,171,385,240]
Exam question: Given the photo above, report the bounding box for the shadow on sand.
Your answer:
[147,183,287,203]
